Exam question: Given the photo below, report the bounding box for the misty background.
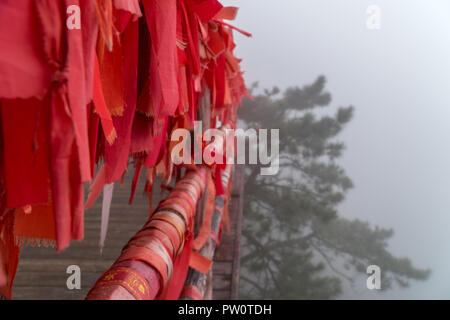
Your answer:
[232,0,450,299]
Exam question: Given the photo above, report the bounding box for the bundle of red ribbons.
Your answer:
[87,165,232,300]
[0,0,250,299]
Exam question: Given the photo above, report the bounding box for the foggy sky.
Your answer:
[232,0,450,299]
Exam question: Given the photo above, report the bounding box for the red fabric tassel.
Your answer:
[143,0,180,117]
[0,212,20,300]
[93,54,117,146]
[86,166,106,209]
[0,99,50,208]
[214,7,239,20]
[163,232,193,300]
[189,250,213,274]
[129,161,143,205]
[185,0,223,23]
[114,0,142,18]
[104,16,139,184]
[0,0,50,99]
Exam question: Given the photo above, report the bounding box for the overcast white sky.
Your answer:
[232,0,450,299]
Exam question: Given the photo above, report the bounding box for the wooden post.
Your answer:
[180,165,233,300]
[180,164,245,300]
[212,164,244,300]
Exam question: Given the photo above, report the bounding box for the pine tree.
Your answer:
[238,76,430,299]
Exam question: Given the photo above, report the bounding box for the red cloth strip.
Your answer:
[189,251,213,274]
[180,285,203,300]
[185,0,223,23]
[93,54,117,146]
[214,7,239,20]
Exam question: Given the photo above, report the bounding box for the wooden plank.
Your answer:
[14,272,100,287]
[213,290,230,300]
[13,287,89,300]
[212,274,231,291]
[213,261,233,275]
[212,243,234,261]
